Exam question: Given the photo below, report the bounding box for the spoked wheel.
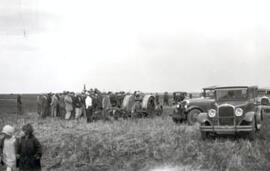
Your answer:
[187,109,201,125]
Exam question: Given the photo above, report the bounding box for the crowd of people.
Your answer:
[36,89,170,122]
[37,89,129,122]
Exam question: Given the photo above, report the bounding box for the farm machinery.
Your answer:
[106,92,163,120]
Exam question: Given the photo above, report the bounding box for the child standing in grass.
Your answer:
[17,123,42,171]
[0,125,18,171]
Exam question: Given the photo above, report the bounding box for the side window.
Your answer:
[248,88,254,99]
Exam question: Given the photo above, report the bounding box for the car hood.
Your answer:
[186,97,214,103]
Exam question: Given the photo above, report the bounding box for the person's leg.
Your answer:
[82,106,86,118]
[54,107,57,117]
[65,111,71,120]
[86,107,90,122]
[6,166,12,171]
[75,108,82,119]
[79,107,83,118]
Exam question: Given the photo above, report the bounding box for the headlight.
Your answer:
[235,108,243,116]
[176,104,180,108]
[208,109,216,118]
[183,100,189,108]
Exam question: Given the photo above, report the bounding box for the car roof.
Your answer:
[203,85,218,90]
[214,86,258,89]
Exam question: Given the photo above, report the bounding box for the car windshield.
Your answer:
[216,88,248,101]
[258,90,266,96]
[203,89,215,98]
[258,90,270,96]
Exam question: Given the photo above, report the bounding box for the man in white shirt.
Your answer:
[85,93,93,123]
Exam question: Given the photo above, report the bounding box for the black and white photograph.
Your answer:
[1,0,270,171]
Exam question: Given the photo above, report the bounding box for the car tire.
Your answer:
[187,109,201,125]
[248,118,256,141]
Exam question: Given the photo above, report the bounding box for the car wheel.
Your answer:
[248,118,256,141]
[187,109,201,125]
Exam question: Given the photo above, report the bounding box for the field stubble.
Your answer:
[1,108,270,171]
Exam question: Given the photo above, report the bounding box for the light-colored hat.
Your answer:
[2,125,15,136]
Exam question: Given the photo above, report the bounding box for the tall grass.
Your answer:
[1,112,270,171]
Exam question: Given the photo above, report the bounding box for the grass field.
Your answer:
[1,95,270,171]
[0,94,38,114]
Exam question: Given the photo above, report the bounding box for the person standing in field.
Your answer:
[58,93,66,119]
[85,92,93,123]
[46,93,52,117]
[36,95,41,116]
[91,90,103,121]
[81,93,87,118]
[64,93,73,120]
[40,94,50,118]
[163,92,169,106]
[155,93,160,105]
[17,95,23,115]
[131,94,143,119]
[17,124,42,171]
[50,94,58,117]
[0,125,18,171]
[71,92,76,119]
[74,93,83,120]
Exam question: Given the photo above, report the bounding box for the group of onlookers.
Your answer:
[37,89,104,122]
[36,90,174,121]
[0,124,42,171]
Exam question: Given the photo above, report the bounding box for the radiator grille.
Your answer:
[218,105,234,125]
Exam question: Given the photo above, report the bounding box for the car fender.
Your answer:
[187,106,203,113]
[243,111,255,122]
[197,112,208,123]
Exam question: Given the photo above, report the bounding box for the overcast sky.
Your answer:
[1,0,270,93]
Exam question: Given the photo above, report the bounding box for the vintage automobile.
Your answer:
[173,92,187,104]
[197,86,263,140]
[257,88,270,106]
[171,86,216,125]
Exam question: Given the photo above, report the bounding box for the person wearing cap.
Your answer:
[17,124,42,171]
[0,125,18,171]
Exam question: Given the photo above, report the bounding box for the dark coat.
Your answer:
[17,135,42,171]
[73,96,83,108]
